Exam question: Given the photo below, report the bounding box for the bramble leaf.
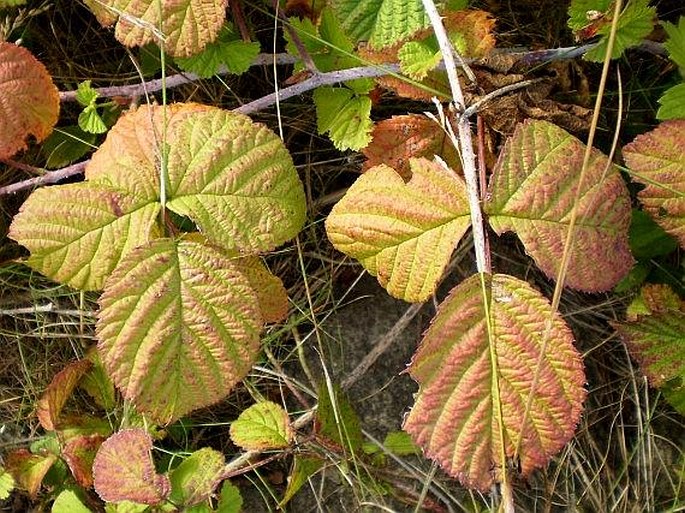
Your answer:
[657,83,685,121]
[326,157,471,302]
[230,401,293,451]
[279,456,323,508]
[398,39,441,80]
[623,120,685,248]
[0,468,14,501]
[236,257,289,323]
[62,434,106,489]
[663,16,685,72]
[313,86,373,151]
[5,449,57,497]
[36,359,93,431]
[404,273,586,490]
[329,0,429,49]
[216,481,243,513]
[485,119,633,292]
[41,126,97,169]
[175,25,260,78]
[82,0,227,58]
[78,105,108,134]
[9,181,162,291]
[0,42,59,159]
[52,489,92,513]
[93,429,170,505]
[362,114,460,179]
[169,448,225,507]
[97,238,263,424]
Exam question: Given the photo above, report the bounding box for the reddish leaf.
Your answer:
[62,434,106,488]
[5,449,57,498]
[404,273,586,490]
[93,429,170,505]
[36,359,92,431]
[362,114,461,179]
[485,120,633,292]
[623,120,685,248]
[0,42,59,159]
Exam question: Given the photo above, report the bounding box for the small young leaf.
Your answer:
[657,83,685,121]
[5,449,57,497]
[61,434,106,489]
[216,481,243,513]
[485,119,633,292]
[663,16,685,71]
[623,120,685,248]
[78,105,108,134]
[329,0,429,49]
[0,42,59,159]
[398,39,442,80]
[230,401,293,451]
[169,448,225,507]
[36,359,93,431]
[326,158,471,302]
[97,238,263,424]
[404,273,586,491]
[93,429,170,505]
[362,114,460,179]
[175,26,260,78]
[82,0,226,58]
[75,80,99,107]
[0,468,15,500]
[9,181,162,291]
[313,86,373,151]
[52,489,92,513]
[279,456,323,508]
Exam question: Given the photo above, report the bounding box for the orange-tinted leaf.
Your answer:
[93,429,170,505]
[623,120,685,249]
[5,449,57,498]
[62,434,106,488]
[0,42,59,159]
[236,256,288,323]
[362,114,460,179]
[36,359,92,431]
[442,10,496,58]
[485,120,633,292]
[404,273,586,490]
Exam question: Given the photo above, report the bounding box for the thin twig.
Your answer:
[0,159,45,176]
[0,161,87,195]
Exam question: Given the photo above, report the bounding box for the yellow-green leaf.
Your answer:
[36,359,93,431]
[230,401,293,451]
[169,448,225,507]
[404,273,586,490]
[313,86,373,151]
[326,157,470,302]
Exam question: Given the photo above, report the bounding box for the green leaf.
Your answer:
[663,16,685,72]
[78,105,108,134]
[613,291,685,415]
[279,456,323,508]
[97,238,264,424]
[104,501,150,513]
[574,0,657,62]
[36,359,93,431]
[169,448,225,507]
[0,0,27,6]
[398,39,442,80]
[41,126,97,169]
[52,489,92,513]
[216,481,243,513]
[175,26,260,78]
[657,83,685,121]
[629,209,678,260]
[314,86,373,151]
[164,108,306,253]
[80,350,117,411]
[9,181,161,291]
[0,468,15,500]
[485,119,633,292]
[623,120,685,249]
[82,0,227,58]
[316,384,363,453]
[230,401,293,451]
[0,42,59,159]
[329,0,430,49]
[326,157,471,302]
[404,273,586,491]
[93,429,170,505]
[75,80,99,107]
[382,431,420,456]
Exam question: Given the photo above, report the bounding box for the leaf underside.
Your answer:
[93,429,170,505]
[97,238,263,424]
[0,42,59,159]
[404,273,586,490]
[485,119,633,292]
[326,157,471,302]
[623,120,685,249]
[82,0,228,57]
